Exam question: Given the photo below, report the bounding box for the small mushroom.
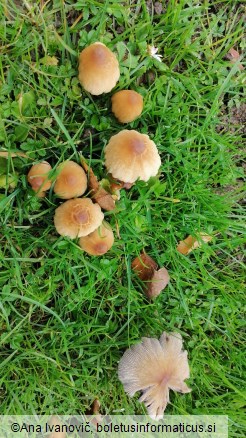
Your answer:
[111,90,143,123]
[104,130,161,183]
[54,198,104,238]
[27,161,52,197]
[53,161,87,199]
[78,42,120,95]
[118,332,191,420]
[79,221,114,256]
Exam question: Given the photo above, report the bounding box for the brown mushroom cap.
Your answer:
[78,42,120,95]
[111,90,143,123]
[104,130,161,183]
[79,221,114,256]
[54,198,104,238]
[27,162,52,197]
[53,161,87,199]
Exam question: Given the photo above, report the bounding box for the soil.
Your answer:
[216,104,246,136]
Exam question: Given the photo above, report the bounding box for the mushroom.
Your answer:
[54,198,104,238]
[111,90,143,123]
[79,221,114,256]
[78,42,120,95]
[104,130,161,183]
[118,332,191,420]
[53,161,87,199]
[27,161,52,197]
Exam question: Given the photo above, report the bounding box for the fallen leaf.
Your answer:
[132,252,170,299]
[93,187,115,211]
[226,48,244,71]
[81,159,99,192]
[81,159,115,211]
[146,267,170,299]
[87,398,103,427]
[177,233,212,255]
[92,398,101,415]
[132,252,158,281]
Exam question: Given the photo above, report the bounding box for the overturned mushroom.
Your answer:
[54,198,104,238]
[79,221,114,256]
[78,42,120,95]
[111,90,143,123]
[27,161,52,197]
[118,332,191,419]
[104,130,161,183]
[53,161,87,199]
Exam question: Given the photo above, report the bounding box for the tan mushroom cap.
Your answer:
[111,90,143,123]
[53,161,87,199]
[78,42,120,95]
[27,162,52,197]
[79,221,114,256]
[104,130,161,183]
[54,198,104,238]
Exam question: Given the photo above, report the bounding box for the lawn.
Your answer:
[0,0,245,436]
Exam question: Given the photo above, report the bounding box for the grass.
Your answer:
[0,0,245,436]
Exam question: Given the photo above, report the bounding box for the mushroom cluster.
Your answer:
[25,41,194,420]
[27,42,162,258]
[27,159,114,256]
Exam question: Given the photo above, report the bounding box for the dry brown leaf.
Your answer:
[177,233,212,255]
[132,252,169,298]
[87,398,103,427]
[0,151,29,158]
[93,187,115,211]
[146,267,170,299]
[81,159,99,192]
[81,160,115,211]
[132,252,158,281]
[226,48,244,70]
